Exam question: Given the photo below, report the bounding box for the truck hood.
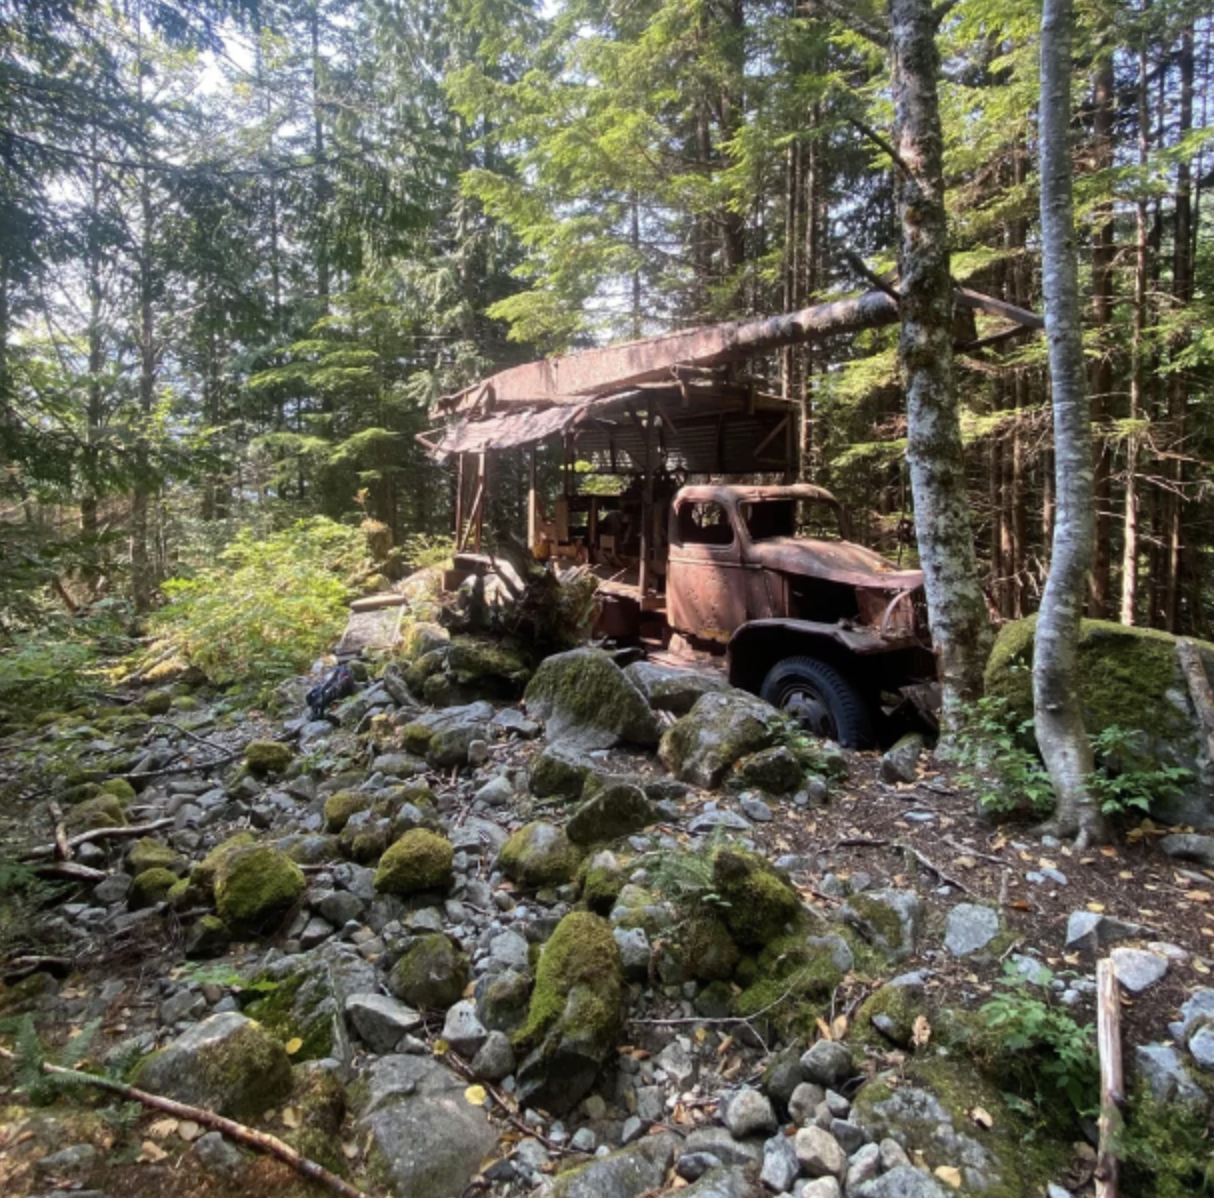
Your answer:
[746,537,925,591]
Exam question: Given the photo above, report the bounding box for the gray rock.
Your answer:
[794,1125,846,1179]
[614,927,652,979]
[689,809,752,833]
[475,775,516,807]
[800,1040,853,1089]
[880,733,925,784]
[570,1127,597,1153]
[132,1012,292,1117]
[525,649,661,750]
[491,708,540,738]
[94,874,133,905]
[845,1142,881,1192]
[1064,910,1150,952]
[830,1118,864,1154]
[37,1144,96,1172]
[442,1000,489,1058]
[852,1165,953,1198]
[679,1166,764,1198]
[623,661,731,715]
[679,1151,725,1181]
[739,794,774,823]
[944,903,1001,957]
[660,690,784,788]
[878,1138,911,1170]
[299,915,335,950]
[567,783,655,846]
[318,890,366,927]
[160,987,206,1025]
[1110,947,1169,993]
[1159,833,1214,868]
[1179,989,1214,1041]
[797,1181,842,1198]
[194,1130,244,1173]
[356,1054,498,1198]
[470,1029,516,1081]
[761,1132,800,1192]
[1188,1025,1214,1072]
[683,1126,764,1166]
[547,1132,678,1198]
[723,1088,777,1139]
[789,1082,827,1125]
[345,993,424,1054]
[840,888,923,960]
[656,1039,695,1087]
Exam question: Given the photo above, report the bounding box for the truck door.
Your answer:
[666,498,748,642]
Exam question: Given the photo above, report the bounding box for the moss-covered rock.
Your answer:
[659,690,784,788]
[141,691,173,716]
[66,794,126,832]
[214,844,306,934]
[515,912,623,1114]
[244,740,293,776]
[731,933,843,1036]
[475,969,533,1034]
[711,847,803,948]
[566,782,654,846]
[324,789,372,833]
[190,831,258,893]
[241,967,340,1062]
[388,934,469,1009]
[727,745,805,795]
[986,615,1214,825]
[578,851,626,915]
[183,913,231,958]
[852,980,925,1049]
[127,837,187,876]
[374,829,453,895]
[282,833,342,865]
[840,888,923,961]
[132,1012,293,1118]
[524,648,660,750]
[401,621,450,662]
[677,916,740,982]
[529,742,594,800]
[447,636,532,695]
[499,822,581,888]
[129,866,180,909]
[99,777,137,803]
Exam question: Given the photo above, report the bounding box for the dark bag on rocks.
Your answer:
[307,664,356,720]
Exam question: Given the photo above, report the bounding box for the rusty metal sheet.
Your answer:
[433,290,899,417]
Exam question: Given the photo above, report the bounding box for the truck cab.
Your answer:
[663,484,936,748]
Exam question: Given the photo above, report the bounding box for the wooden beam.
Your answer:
[750,415,791,461]
[1094,957,1124,1198]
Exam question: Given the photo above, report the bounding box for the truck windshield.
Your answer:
[742,499,844,542]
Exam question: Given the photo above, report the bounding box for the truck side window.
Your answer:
[677,501,734,546]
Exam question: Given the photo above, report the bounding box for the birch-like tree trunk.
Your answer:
[889,0,991,731]
[1034,0,1107,846]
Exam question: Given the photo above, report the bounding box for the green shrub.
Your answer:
[142,518,369,689]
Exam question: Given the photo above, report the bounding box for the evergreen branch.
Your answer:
[799,0,889,48]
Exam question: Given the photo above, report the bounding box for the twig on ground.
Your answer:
[47,801,70,862]
[22,817,175,861]
[0,1046,369,1198]
[31,861,108,883]
[831,836,889,851]
[898,840,976,896]
[120,751,238,781]
[942,836,1005,865]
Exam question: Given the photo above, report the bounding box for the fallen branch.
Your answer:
[31,861,108,883]
[831,836,890,851]
[1,955,75,980]
[48,801,70,862]
[941,835,1007,865]
[0,1046,370,1198]
[22,817,175,862]
[1095,957,1124,1198]
[120,750,238,782]
[898,840,976,896]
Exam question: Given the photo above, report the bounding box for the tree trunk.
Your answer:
[1034,0,1107,847]
[1088,54,1115,618]
[889,0,992,731]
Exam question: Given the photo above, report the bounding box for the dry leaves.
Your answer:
[464,1085,487,1106]
[934,1164,963,1188]
[968,1106,994,1130]
[281,1107,301,1129]
[137,1140,169,1164]
[912,1015,932,1048]
[284,1037,303,1055]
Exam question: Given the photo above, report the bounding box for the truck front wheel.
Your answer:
[759,656,875,749]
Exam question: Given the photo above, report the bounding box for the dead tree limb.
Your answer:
[47,802,70,862]
[898,841,976,896]
[22,817,175,862]
[1177,640,1214,761]
[30,861,109,883]
[1095,957,1124,1198]
[0,1047,370,1198]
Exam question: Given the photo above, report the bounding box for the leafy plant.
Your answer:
[978,962,1098,1118]
[646,830,731,914]
[1088,725,1192,817]
[141,518,370,692]
[955,697,1056,816]
[400,532,456,572]
[11,1015,103,1105]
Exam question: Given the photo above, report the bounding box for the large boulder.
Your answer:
[400,702,493,767]
[132,1012,292,1117]
[624,661,731,715]
[515,911,624,1114]
[566,782,655,846]
[355,1054,497,1198]
[524,649,660,749]
[214,844,305,934]
[529,742,595,800]
[712,848,804,948]
[389,934,470,1010]
[499,821,581,888]
[985,616,1214,825]
[660,690,785,788]
[374,829,453,896]
[548,1132,679,1198]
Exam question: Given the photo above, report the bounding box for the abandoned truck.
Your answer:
[586,483,935,749]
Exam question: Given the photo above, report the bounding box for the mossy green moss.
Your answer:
[852,982,924,1049]
[499,822,582,888]
[99,777,137,803]
[244,739,294,775]
[711,848,803,948]
[678,915,740,982]
[192,832,257,891]
[373,828,453,895]
[128,837,186,876]
[323,789,372,833]
[66,794,126,832]
[388,934,469,1009]
[447,637,531,687]
[845,894,905,947]
[401,621,449,662]
[514,911,622,1054]
[579,863,625,915]
[731,933,842,1036]
[214,844,305,933]
[242,974,334,1062]
[986,614,1214,744]
[1119,1083,1214,1198]
[141,691,173,716]
[129,867,180,908]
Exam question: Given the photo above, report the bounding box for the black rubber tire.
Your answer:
[759,655,875,749]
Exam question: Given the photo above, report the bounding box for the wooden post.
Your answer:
[528,446,538,550]
[455,453,465,546]
[474,452,486,552]
[1095,956,1123,1198]
[639,397,655,598]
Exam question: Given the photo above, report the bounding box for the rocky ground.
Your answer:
[1,623,1213,1198]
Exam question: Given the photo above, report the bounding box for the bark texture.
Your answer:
[1034,0,1107,846]
[889,0,992,729]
